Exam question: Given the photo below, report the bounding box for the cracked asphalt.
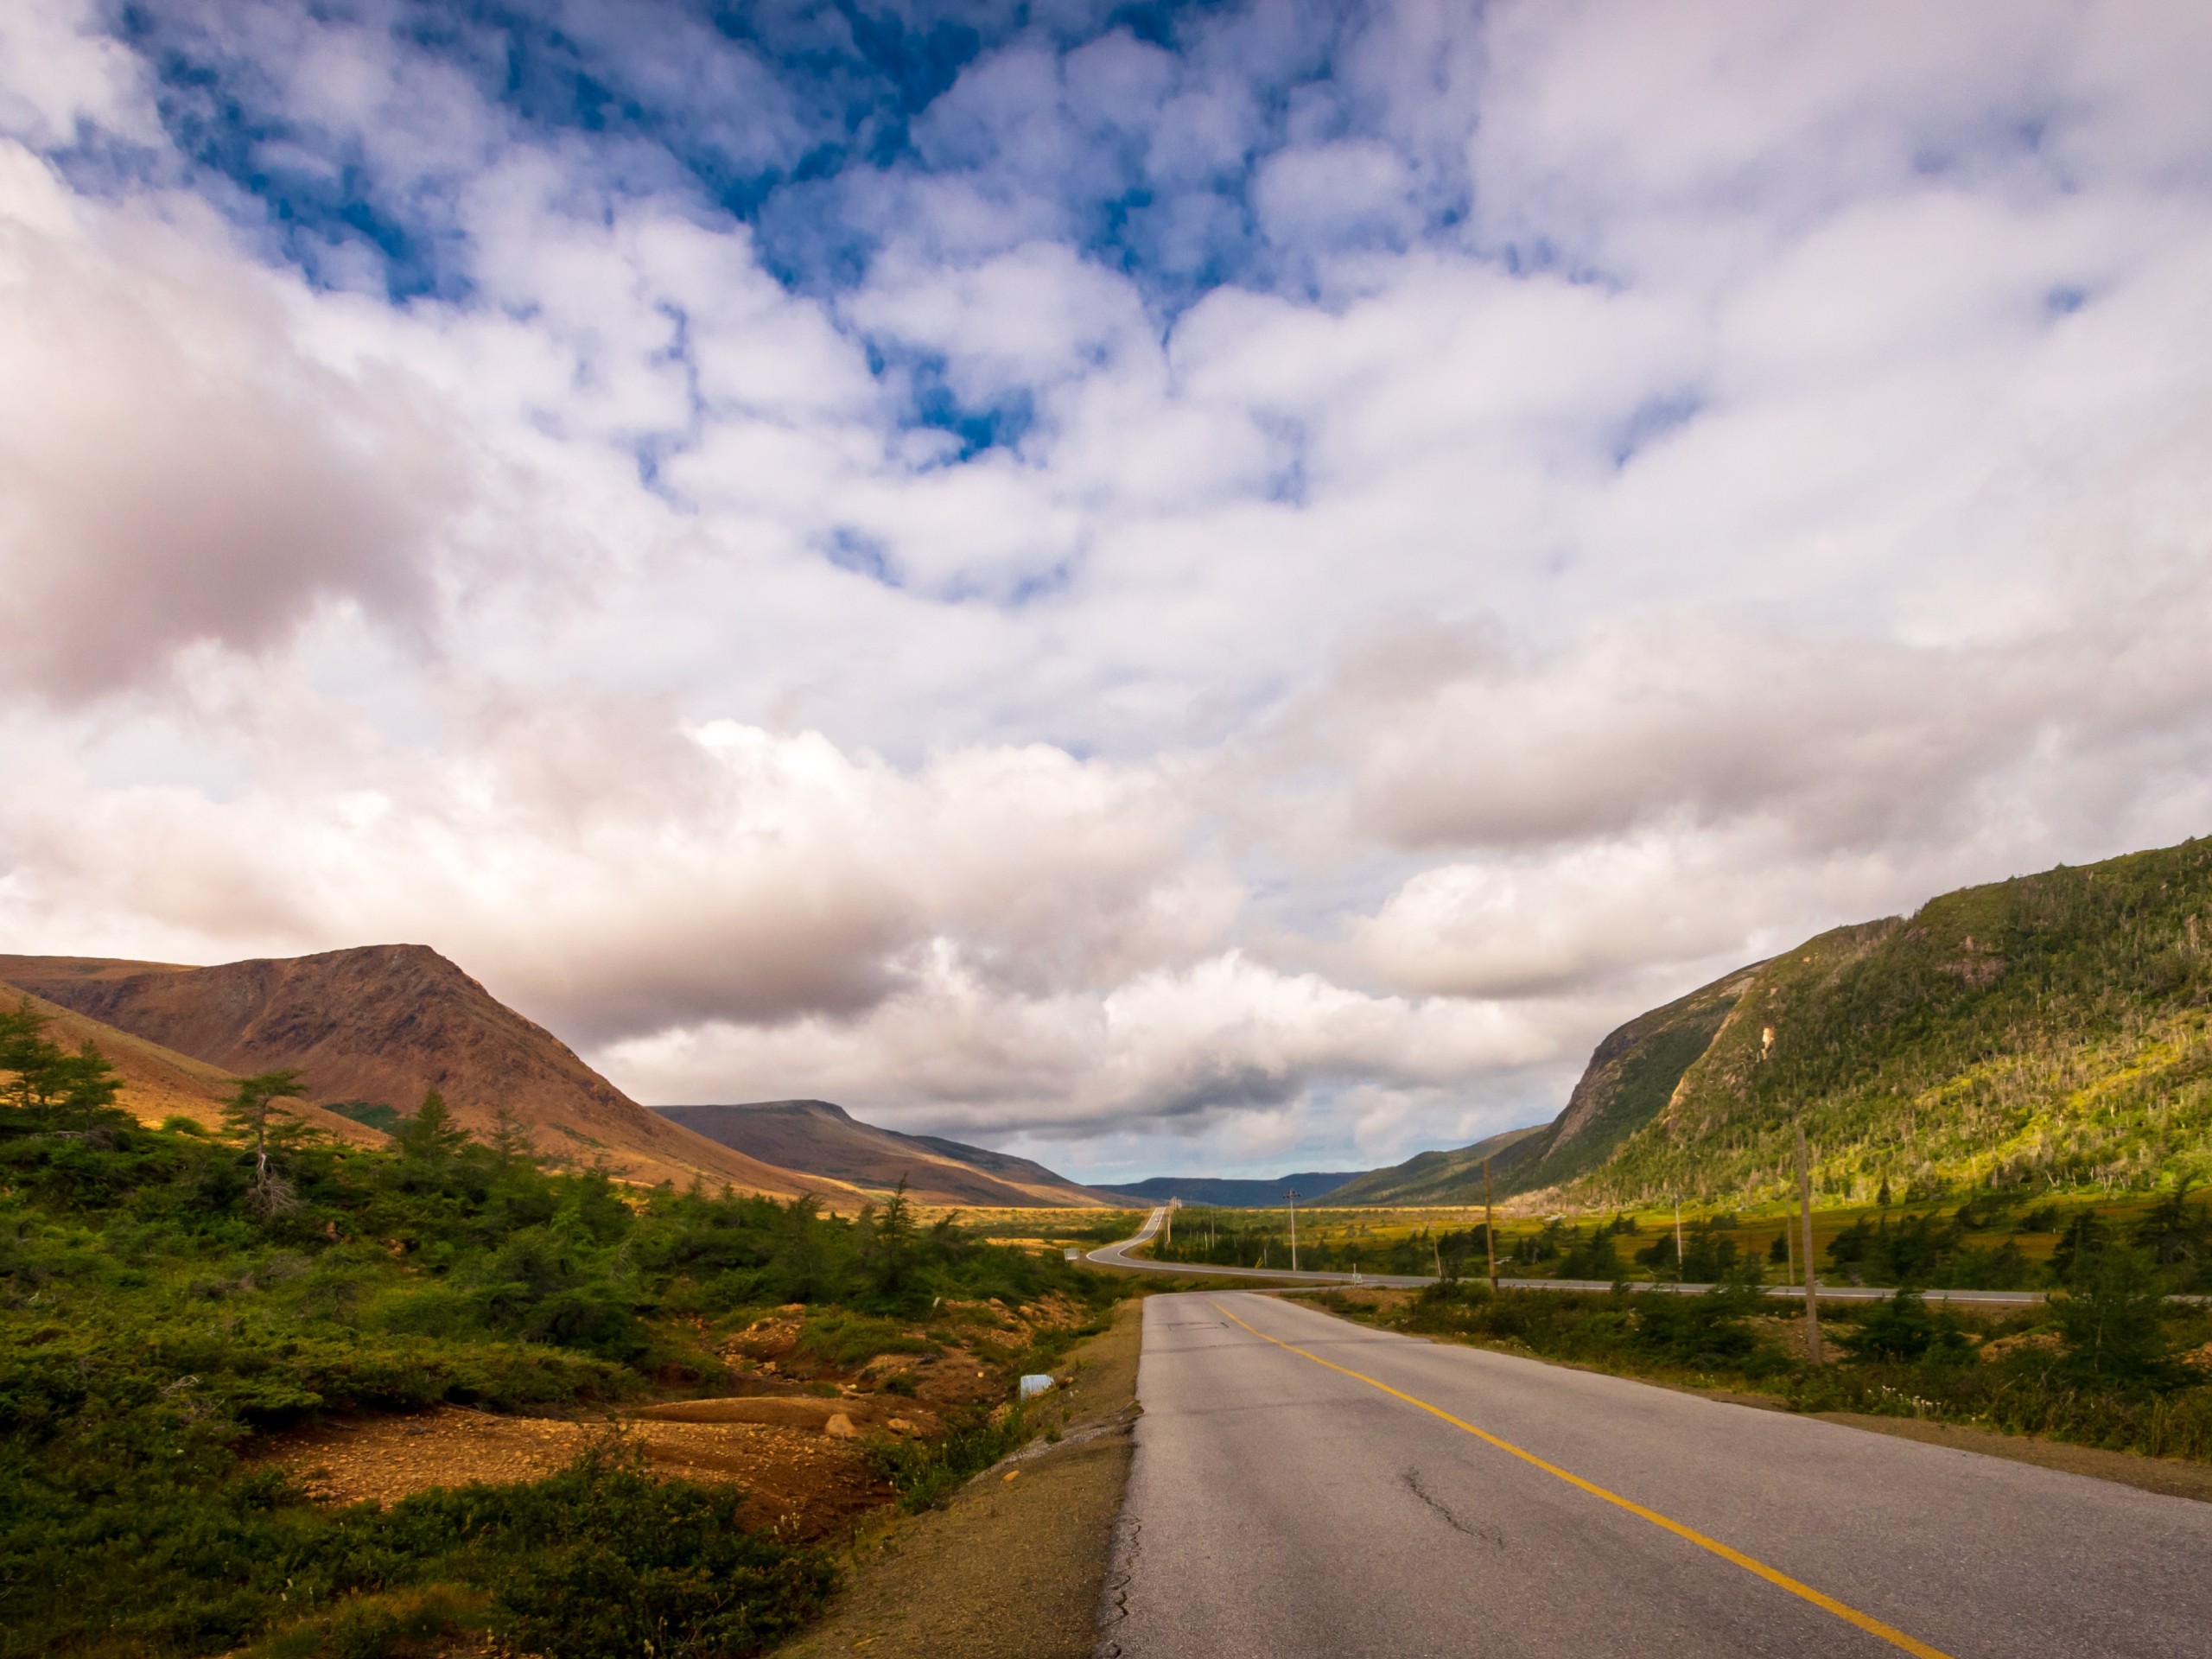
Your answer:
[1101,1291,2212,1658]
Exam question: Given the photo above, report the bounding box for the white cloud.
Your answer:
[3,1,2212,1178]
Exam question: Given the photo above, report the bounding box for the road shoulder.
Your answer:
[1286,1288,2212,1507]
[772,1296,1142,1659]
[1808,1410,2212,1502]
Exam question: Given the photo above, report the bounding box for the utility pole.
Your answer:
[1674,1198,1685,1281]
[1484,1159,1498,1292]
[1796,1122,1822,1363]
[1287,1189,1300,1272]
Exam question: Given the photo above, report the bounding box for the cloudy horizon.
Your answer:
[5,0,2212,1183]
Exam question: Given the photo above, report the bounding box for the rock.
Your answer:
[887,1418,915,1434]
[823,1413,858,1440]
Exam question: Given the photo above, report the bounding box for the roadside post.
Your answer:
[1796,1122,1822,1363]
[1673,1198,1684,1280]
[1484,1159,1498,1292]
[1287,1188,1300,1272]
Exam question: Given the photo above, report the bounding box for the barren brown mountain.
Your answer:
[657,1099,1113,1208]
[0,978,388,1147]
[0,947,843,1197]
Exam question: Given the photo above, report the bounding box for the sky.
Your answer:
[4,1,2212,1183]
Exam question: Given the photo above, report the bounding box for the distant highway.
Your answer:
[1087,1205,2051,1305]
[1101,1291,2212,1657]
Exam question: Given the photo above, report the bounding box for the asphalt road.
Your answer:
[1098,1291,2212,1658]
[1089,1206,2052,1305]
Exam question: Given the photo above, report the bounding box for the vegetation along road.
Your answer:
[1091,1206,2056,1303]
[1100,1290,2212,1658]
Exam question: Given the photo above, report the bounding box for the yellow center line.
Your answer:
[1208,1299,1953,1659]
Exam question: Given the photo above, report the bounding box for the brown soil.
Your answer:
[260,1289,1119,1551]
[261,1408,892,1541]
[775,1297,1144,1659]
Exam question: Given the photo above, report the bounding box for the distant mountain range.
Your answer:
[0,947,1123,1209]
[654,1100,1114,1208]
[1323,835,2212,1212]
[1098,1171,1369,1208]
[33,834,2196,1224]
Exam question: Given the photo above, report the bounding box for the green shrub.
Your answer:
[1831,1287,1972,1364]
[794,1310,936,1370]
[866,1408,1028,1511]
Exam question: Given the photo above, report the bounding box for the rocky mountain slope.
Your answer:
[0,948,834,1196]
[1345,836,2212,1214]
[655,1099,1111,1208]
[0,978,388,1147]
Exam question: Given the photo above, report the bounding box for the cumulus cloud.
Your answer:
[3,1,2212,1177]
[0,147,457,698]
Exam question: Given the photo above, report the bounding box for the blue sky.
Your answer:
[5,1,2212,1179]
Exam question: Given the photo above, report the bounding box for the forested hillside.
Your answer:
[1342,837,2212,1214]
[1569,838,2212,1210]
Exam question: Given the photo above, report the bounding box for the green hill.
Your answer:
[1324,1124,1547,1205]
[1351,836,2212,1212]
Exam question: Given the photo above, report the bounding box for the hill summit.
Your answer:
[0,946,827,1196]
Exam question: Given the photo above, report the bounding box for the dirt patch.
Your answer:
[772,1297,1144,1659]
[261,1408,891,1541]
[635,1395,938,1435]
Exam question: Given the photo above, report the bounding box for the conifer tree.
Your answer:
[222,1070,307,1211]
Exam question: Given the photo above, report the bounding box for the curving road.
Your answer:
[1089,1205,2051,1306]
[1098,1290,2212,1658]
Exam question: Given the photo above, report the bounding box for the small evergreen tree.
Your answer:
[2133,1179,2209,1268]
[221,1069,307,1212]
[0,1000,123,1124]
[488,1106,537,1165]
[2054,1249,2173,1385]
[394,1087,472,1166]
[1835,1287,1969,1363]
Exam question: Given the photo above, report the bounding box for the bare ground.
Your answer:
[772,1297,1144,1659]
[261,1408,894,1541]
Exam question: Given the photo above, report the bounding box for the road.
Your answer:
[1088,1205,2052,1305]
[1099,1291,2212,1658]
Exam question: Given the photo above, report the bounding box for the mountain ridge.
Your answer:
[1332,835,2212,1214]
[652,1099,1113,1208]
[1098,1170,1370,1208]
[0,948,837,1198]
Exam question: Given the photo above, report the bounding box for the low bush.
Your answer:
[866,1407,1030,1512]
